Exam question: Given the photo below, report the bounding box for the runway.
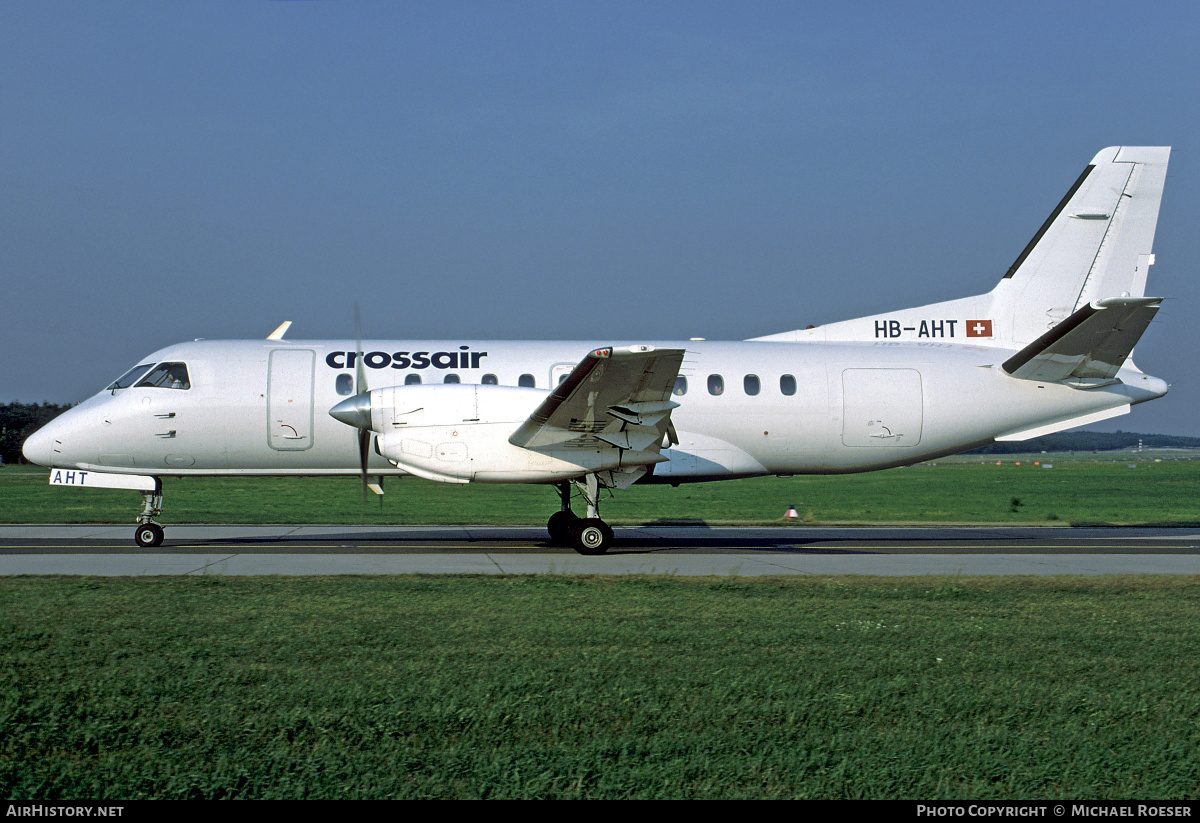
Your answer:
[2,524,1199,576]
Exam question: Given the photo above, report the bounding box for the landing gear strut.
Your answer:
[546,474,614,555]
[133,485,165,547]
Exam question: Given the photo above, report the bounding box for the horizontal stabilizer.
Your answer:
[1002,297,1160,382]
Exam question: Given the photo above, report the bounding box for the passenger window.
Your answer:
[673,376,687,396]
[444,374,460,384]
[780,374,797,396]
[519,374,535,388]
[106,363,155,391]
[335,374,353,396]
[558,374,568,386]
[136,362,190,390]
[405,374,422,385]
[482,374,498,385]
[708,375,724,396]
[744,375,760,396]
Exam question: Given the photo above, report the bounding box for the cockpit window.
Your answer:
[136,362,191,390]
[107,363,155,391]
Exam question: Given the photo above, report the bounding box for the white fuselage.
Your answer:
[23,337,1167,483]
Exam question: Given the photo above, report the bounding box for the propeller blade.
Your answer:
[359,428,371,500]
[344,304,385,501]
[354,302,368,396]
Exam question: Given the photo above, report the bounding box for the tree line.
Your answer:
[1,402,71,465]
[969,430,1200,454]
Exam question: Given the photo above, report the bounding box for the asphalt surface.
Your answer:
[1,524,1198,576]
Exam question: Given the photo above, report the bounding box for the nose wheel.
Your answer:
[134,522,165,548]
[134,487,165,547]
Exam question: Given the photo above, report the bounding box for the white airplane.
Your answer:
[23,146,1172,554]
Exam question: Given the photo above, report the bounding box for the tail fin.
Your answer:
[996,146,1169,345]
[752,147,1170,347]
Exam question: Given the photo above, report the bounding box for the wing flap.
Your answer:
[1002,297,1160,383]
[508,346,685,460]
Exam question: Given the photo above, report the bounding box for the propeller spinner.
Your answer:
[330,392,372,429]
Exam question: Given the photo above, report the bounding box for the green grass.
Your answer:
[2,457,1199,525]
[3,575,1200,799]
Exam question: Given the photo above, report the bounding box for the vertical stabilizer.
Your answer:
[997,146,1169,345]
[752,147,1170,348]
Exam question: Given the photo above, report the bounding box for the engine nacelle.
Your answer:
[362,384,658,484]
[369,383,540,432]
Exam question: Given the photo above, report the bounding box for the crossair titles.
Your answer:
[325,347,487,371]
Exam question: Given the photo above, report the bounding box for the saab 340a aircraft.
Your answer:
[23,146,1172,554]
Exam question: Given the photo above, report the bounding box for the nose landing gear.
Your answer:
[134,486,165,547]
[48,469,168,548]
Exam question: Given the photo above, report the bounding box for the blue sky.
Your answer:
[3,1,1198,434]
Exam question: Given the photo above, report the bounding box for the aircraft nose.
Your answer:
[22,423,59,467]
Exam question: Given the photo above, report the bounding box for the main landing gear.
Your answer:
[547,475,614,555]
[133,486,165,547]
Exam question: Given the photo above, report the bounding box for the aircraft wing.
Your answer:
[1001,297,1161,383]
[508,345,685,462]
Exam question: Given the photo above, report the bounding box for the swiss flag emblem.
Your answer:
[966,319,993,337]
